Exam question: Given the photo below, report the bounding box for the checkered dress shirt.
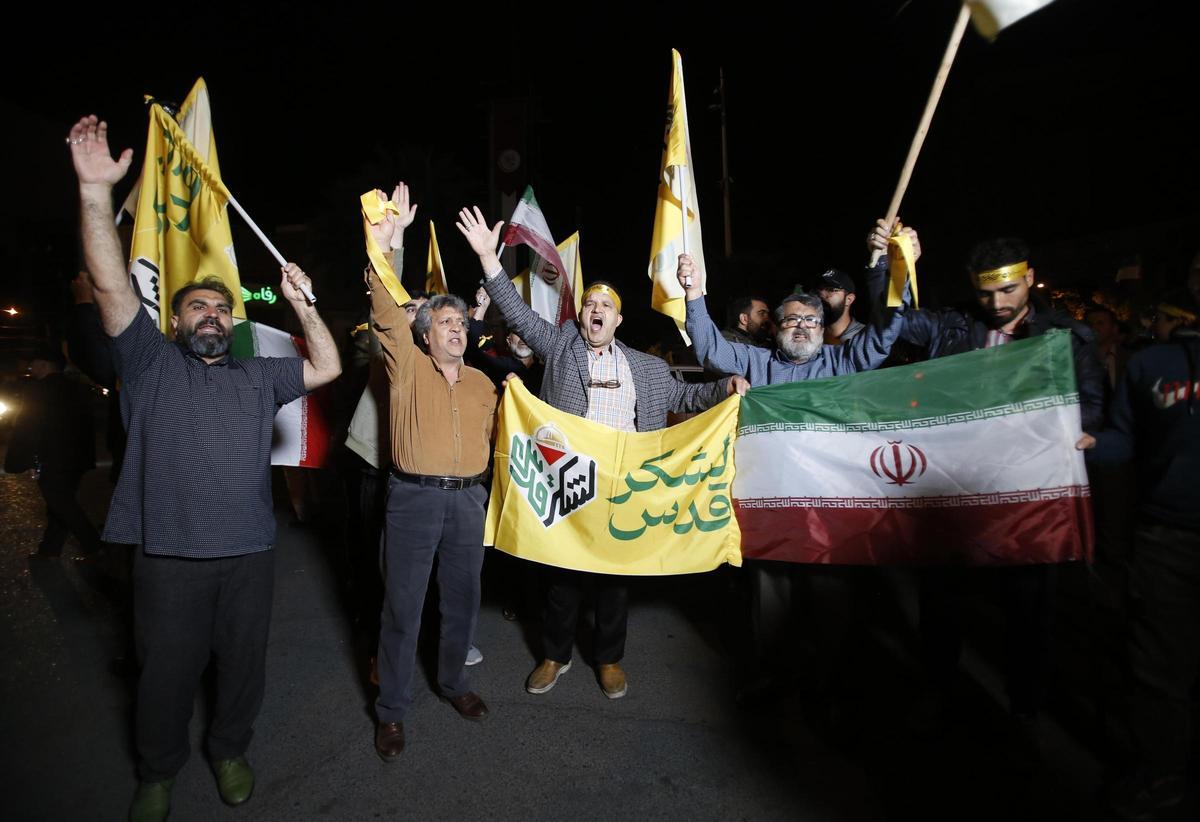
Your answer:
[585,344,636,431]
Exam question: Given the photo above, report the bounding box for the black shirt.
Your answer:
[102,309,306,558]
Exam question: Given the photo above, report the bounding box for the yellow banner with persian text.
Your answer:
[485,379,742,575]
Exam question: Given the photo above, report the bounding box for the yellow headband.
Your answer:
[972,261,1029,287]
[1158,303,1198,323]
[582,283,622,313]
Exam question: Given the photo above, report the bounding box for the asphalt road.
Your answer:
[0,461,1192,822]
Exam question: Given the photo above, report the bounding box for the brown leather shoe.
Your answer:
[446,691,489,721]
[598,663,627,699]
[526,659,572,694]
[375,721,405,761]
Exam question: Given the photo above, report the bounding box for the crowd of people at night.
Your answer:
[1,112,1195,822]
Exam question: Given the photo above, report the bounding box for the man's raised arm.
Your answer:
[456,206,558,358]
[677,253,765,380]
[364,184,418,357]
[829,222,919,373]
[68,115,140,337]
[278,262,341,390]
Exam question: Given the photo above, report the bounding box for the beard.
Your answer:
[510,341,533,359]
[822,297,847,326]
[985,302,1027,330]
[776,329,822,363]
[177,318,233,357]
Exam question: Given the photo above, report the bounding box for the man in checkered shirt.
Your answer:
[68,115,342,822]
[457,206,747,701]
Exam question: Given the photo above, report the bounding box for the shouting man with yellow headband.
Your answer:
[457,205,747,702]
[893,233,1105,742]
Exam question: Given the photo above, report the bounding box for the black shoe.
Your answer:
[375,721,405,761]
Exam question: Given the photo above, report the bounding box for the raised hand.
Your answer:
[455,206,504,263]
[867,217,898,256]
[389,183,418,244]
[67,115,133,188]
[280,262,314,305]
[676,253,703,299]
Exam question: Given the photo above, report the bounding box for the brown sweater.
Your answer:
[369,268,497,477]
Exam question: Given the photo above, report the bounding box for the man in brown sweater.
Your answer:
[364,184,498,761]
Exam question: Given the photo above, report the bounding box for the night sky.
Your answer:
[3,0,1197,348]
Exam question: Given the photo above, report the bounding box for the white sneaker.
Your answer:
[465,645,483,666]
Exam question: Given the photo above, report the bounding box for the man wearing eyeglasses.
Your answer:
[676,222,916,709]
[676,222,917,384]
[457,206,746,702]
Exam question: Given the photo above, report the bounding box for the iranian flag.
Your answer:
[732,331,1093,566]
[232,320,331,468]
[503,186,576,324]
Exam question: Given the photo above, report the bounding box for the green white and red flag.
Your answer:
[732,331,1093,565]
[232,320,331,468]
[503,186,576,324]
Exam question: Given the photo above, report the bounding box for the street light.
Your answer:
[3,307,17,316]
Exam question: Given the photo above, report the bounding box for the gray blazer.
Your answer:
[483,270,729,432]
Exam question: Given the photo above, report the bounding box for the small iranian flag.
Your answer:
[503,186,576,324]
[733,331,1092,566]
[232,320,330,468]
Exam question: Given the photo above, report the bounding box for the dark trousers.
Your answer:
[37,470,100,555]
[747,561,856,691]
[542,568,628,665]
[1125,521,1200,778]
[375,479,485,724]
[919,564,1057,716]
[133,549,275,782]
[343,465,387,645]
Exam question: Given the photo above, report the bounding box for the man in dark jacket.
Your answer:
[1080,317,1200,819]
[900,236,1104,740]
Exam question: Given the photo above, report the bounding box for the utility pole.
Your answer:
[715,67,733,259]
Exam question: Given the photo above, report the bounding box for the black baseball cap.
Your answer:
[812,268,856,294]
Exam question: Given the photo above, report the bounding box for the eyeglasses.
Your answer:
[780,314,824,329]
[587,379,621,389]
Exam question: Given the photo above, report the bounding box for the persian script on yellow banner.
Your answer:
[484,380,742,576]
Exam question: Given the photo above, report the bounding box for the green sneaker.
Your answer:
[213,756,255,806]
[129,778,174,822]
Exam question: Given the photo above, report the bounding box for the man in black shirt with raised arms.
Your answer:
[68,114,341,822]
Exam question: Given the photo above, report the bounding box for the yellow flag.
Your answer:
[648,49,706,343]
[360,191,411,307]
[887,231,920,309]
[425,221,448,296]
[485,379,742,575]
[561,231,585,316]
[129,101,244,334]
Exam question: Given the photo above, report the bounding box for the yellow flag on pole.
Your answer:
[648,49,706,343]
[128,99,245,334]
[425,221,448,296]
[485,379,742,575]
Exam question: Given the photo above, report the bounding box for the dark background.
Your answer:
[2,0,1197,350]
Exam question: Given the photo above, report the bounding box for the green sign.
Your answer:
[241,284,279,306]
